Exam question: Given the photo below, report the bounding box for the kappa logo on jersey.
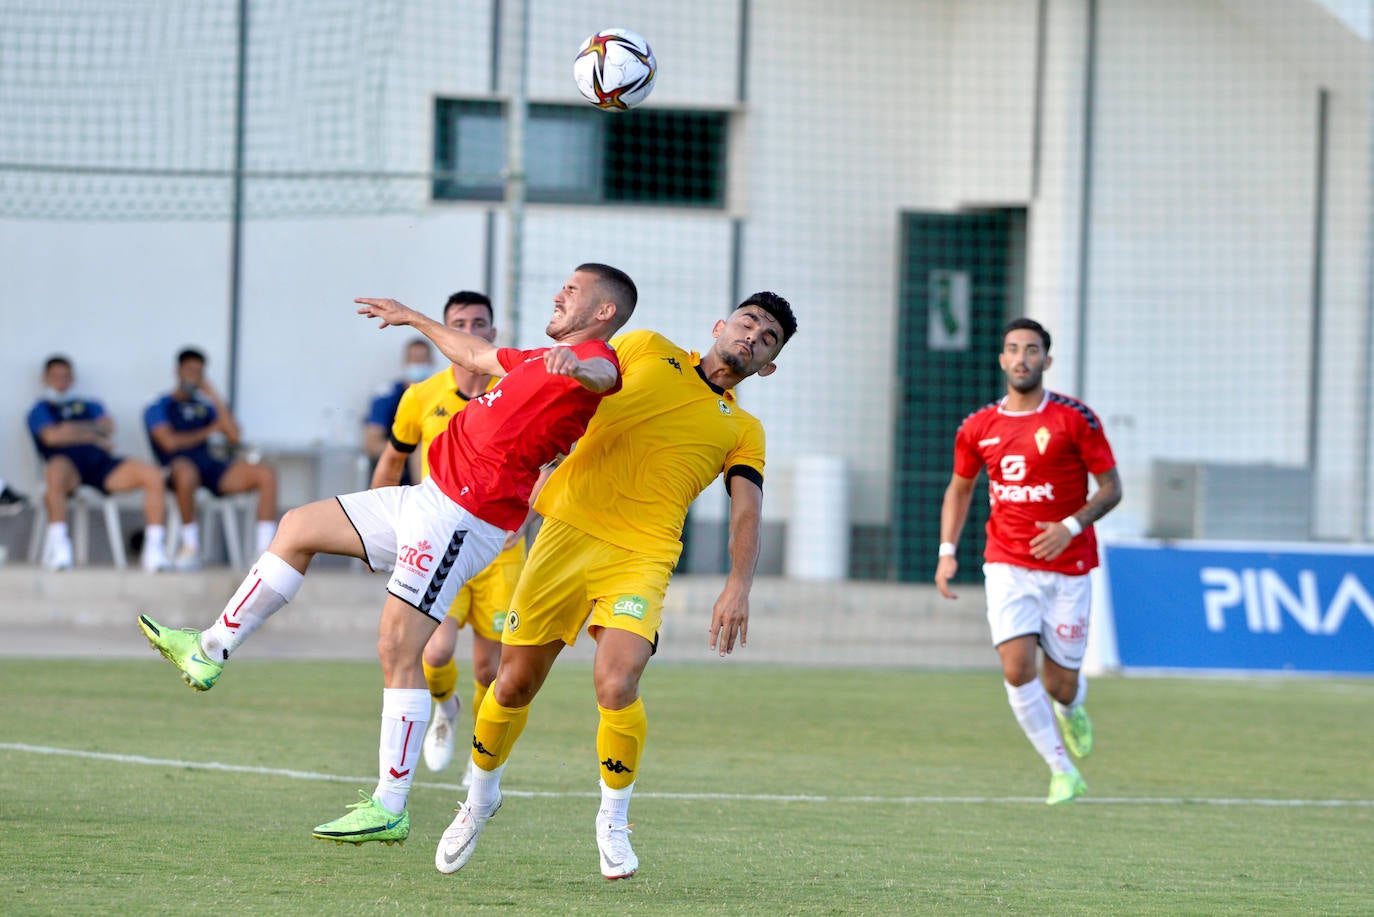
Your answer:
[398,539,434,573]
[717,399,732,415]
[612,595,648,620]
[1035,426,1051,455]
[1000,455,1027,481]
[663,357,682,373]
[431,406,450,419]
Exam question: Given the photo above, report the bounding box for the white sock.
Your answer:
[144,524,166,549]
[1005,679,1075,775]
[48,521,71,544]
[254,520,277,554]
[1053,673,1088,718]
[373,687,431,814]
[181,522,200,552]
[200,552,304,660]
[598,778,633,826]
[466,762,505,815]
[438,695,460,722]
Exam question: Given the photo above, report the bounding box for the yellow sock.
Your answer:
[423,658,458,704]
[597,698,647,790]
[471,694,530,771]
[471,679,490,724]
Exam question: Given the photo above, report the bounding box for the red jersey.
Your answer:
[953,391,1116,575]
[426,340,621,531]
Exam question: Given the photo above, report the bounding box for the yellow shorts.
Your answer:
[445,538,525,641]
[502,517,670,649]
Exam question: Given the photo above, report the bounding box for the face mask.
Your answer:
[403,364,434,384]
[179,380,199,397]
[44,387,70,404]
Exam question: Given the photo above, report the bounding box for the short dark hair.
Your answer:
[577,262,637,328]
[177,347,207,366]
[1002,317,1050,353]
[738,291,797,344]
[43,354,72,373]
[444,290,493,323]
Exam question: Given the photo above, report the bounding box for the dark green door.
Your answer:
[892,208,1025,582]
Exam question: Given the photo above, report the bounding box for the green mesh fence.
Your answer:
[1,0,1371,585]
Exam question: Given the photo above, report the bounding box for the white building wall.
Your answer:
[0,0,1370,548]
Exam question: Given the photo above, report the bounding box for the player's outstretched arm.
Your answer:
[356,297,505,377]
[709,474,763,656]
[543,347,619,393]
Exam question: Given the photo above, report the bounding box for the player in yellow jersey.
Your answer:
[435,291,798,880]
[370,290,532,786]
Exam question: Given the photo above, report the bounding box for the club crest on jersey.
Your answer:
[1035,426,1051,455]
[506,610,520,633]
[718,399,732,415]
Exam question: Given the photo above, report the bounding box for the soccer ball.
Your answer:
[573,28,657,111]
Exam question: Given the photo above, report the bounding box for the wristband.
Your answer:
[938,542,957,557]
[1060,516,1083,538]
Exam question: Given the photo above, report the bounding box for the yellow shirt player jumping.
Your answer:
[370,290,530,787]
[434,290,798,881]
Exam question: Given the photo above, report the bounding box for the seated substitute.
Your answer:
[26,354,171,572]
[145,348,279,571]
[363,336,435,487]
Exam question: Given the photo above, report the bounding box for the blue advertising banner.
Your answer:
[1104,541,1374,674]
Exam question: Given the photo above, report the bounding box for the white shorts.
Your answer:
[982,562,1091,670]
[336,477,512,623]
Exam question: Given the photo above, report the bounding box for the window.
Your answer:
[433,100,728,207]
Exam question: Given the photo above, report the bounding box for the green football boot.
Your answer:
[1046,771,1087,805]
[1054,704,1094,758]
[313,791,410,846]
[137,615,223,692]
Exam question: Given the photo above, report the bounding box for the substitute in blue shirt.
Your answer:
[145,347,279,570]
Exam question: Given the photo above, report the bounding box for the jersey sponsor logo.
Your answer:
[1035,426,1051,455]
[1000,455,1027,481]
[612,595,648,620]
[978,436,1001,447]
[717,399,732,415]
[990,480,1055,502]
[398,539,435,573]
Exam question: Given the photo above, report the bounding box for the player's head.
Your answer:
[710,291,796,380]
[401,337,434,383]
[547,263,638,340]
[444,290,496,344]
[999,318,1052,394]
[174,347,207,395]
[42,355,74,393]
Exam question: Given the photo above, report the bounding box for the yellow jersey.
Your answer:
[389,366,500,479]
[534,328,766,563]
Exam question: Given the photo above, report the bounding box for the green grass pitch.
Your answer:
[2,659,1371,916]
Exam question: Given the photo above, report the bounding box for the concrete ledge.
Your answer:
[0,566,996,669]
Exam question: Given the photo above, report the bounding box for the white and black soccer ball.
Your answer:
[573,28,657,112]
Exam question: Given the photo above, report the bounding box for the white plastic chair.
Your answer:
[27,484,128,568]
[166,487,256,569]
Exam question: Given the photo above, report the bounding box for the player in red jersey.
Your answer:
[137,263,635,845]
[935,317,1121,805]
